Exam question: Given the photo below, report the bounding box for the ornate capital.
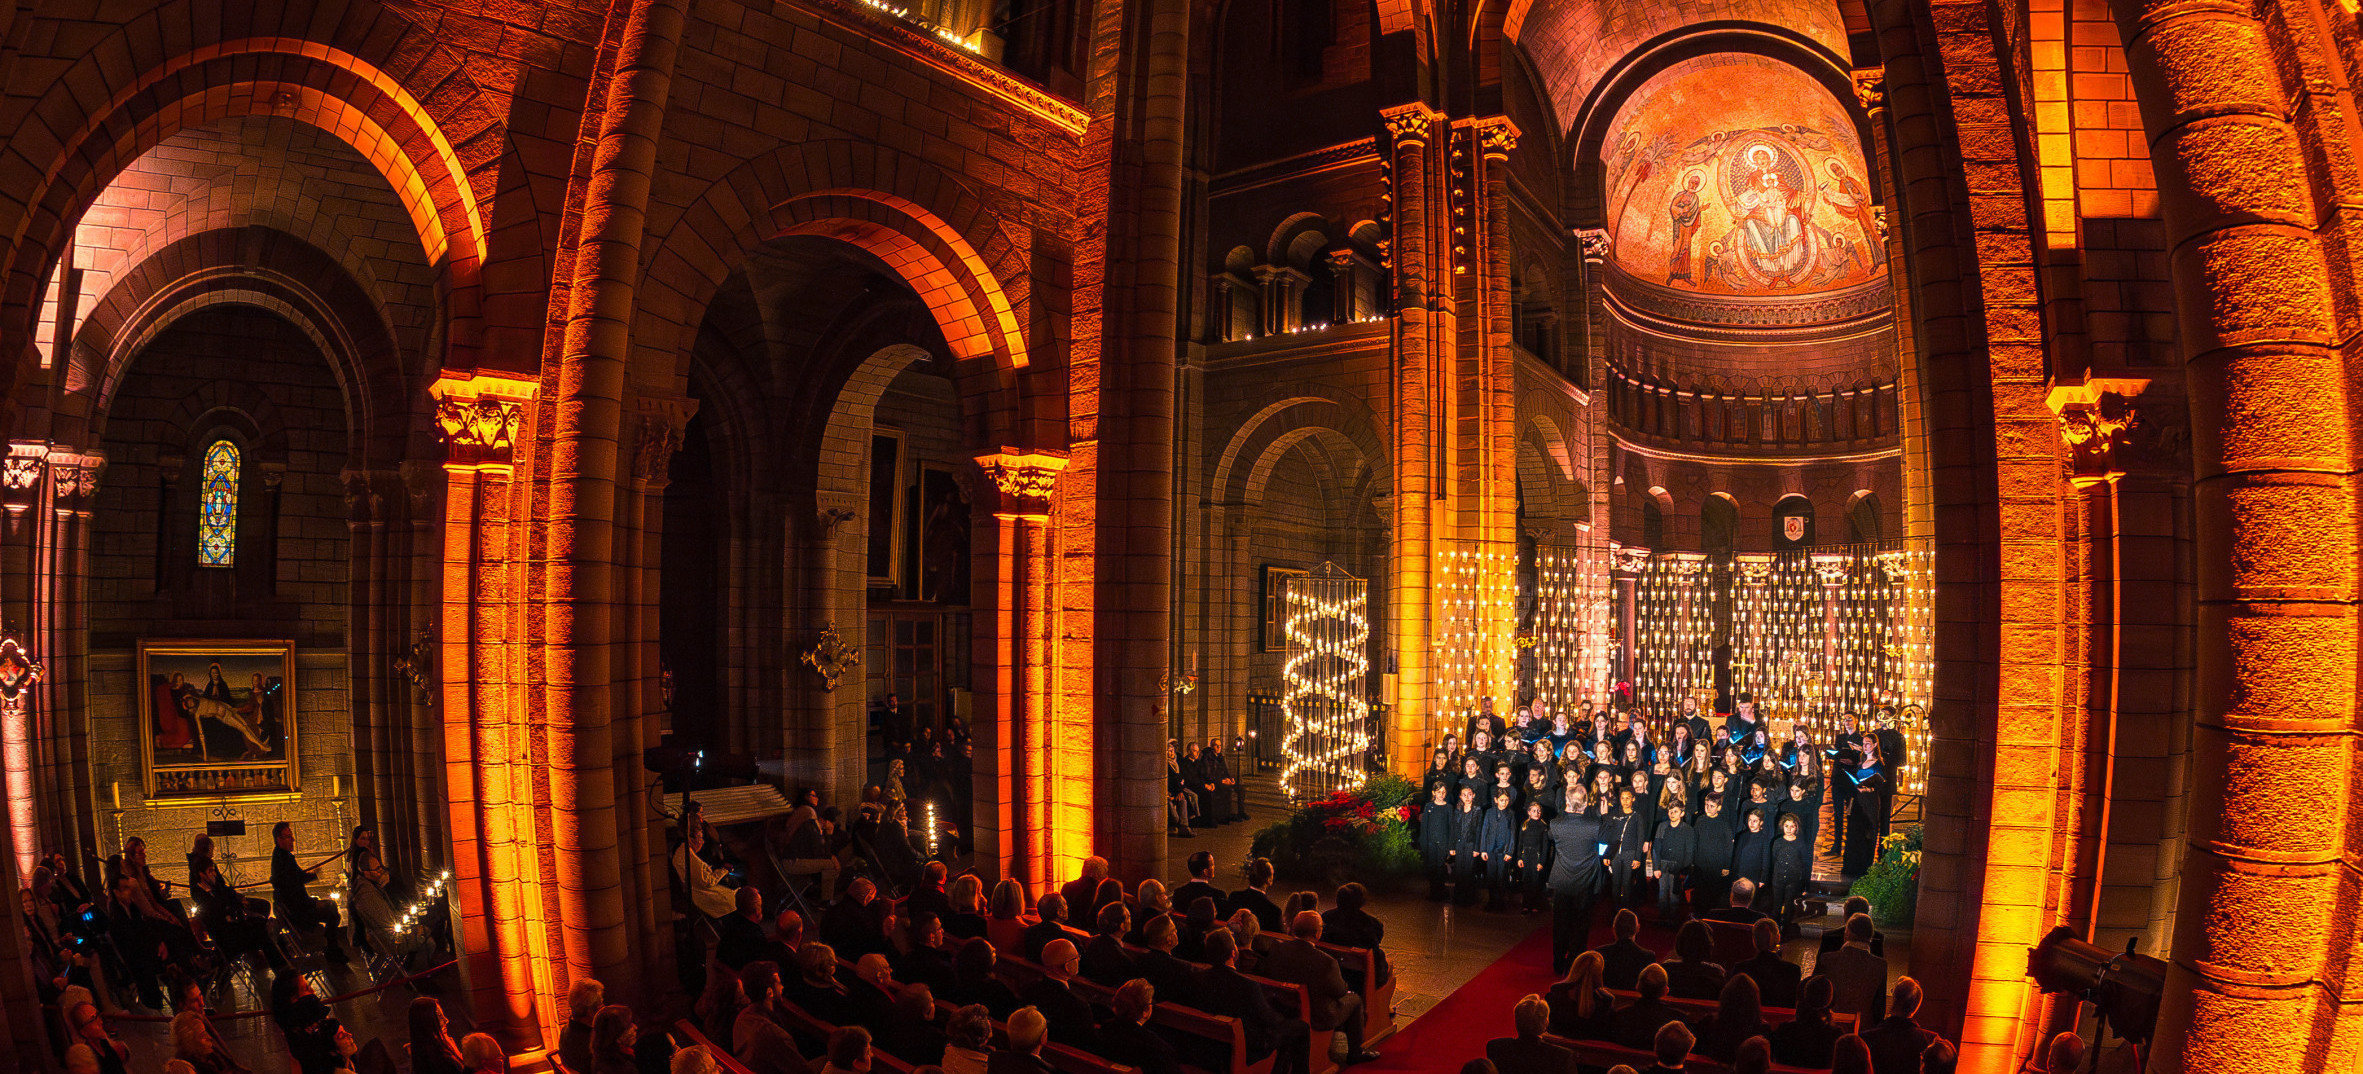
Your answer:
[1735,554,1774,586]
[2047,381,2181,483]
[1574,227,1611,264]
[429,372,540,473]
[1612,546,1651,574]
[1474,116,1520,158]
[48,451,104,511]
[1851,68,1886,114]
[2,442,46,535]
[1810,552,1853,587]
[631,394,700,491]
[1381,103,1440,147]
[974,447,1070,520]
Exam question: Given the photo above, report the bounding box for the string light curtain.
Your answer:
[1531,542,1587,716]
[1280,563,1371,801]
[1437,545,1516,742]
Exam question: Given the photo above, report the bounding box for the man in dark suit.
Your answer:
[1640,1019,1696,1074]
[1615,965,1688,1051]
[1193,929,1313,1074]
[1816,897,1888,957]
[1546,787,1606,976]
[1259,911,1380,1065]
[715,885,773,970]
[989,1007,1056,1074]
[1020,939,1099,1052]
[1059,856,1111,928]
[1227,857,1283,932]
[821,877,893,958]
[1080,902,1138,987]
[1133,915,1196,1001]
[1859,977,1942,1074]
[1871,712,1907,842]
[1171,851,1224,917]
[906,860,953,922]
[1770,976,1846,1068]
[1483,994,1575,1074]
[1319,882,1391,986]
[1021,893,1071,962]
[1703,877,1769,925]
[1732,918,1801,1009]
[1096,979,1183,1074]
[894,911,958,993]
[1810,913,1889,1027]
[1587,908,1657,991]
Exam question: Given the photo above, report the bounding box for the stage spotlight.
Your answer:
[2027,926,2167,1043]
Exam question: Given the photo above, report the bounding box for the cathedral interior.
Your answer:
[0,0,2356,1071]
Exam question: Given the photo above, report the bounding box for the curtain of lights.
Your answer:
[1630,553,1716,717]
[1531,542,1587,716]
[1280,563,1371,800]
[1438,545,1516,740]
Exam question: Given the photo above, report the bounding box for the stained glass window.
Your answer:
[198,439,238,567]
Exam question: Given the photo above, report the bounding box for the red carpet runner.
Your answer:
[1355,904,1678,1073]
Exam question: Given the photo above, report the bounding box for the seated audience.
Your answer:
[1020,939,1099,1051]
[270,823,350,963]
[1483,994,1574,1074]
[1732,919,1801,1009]
[786,943,859,1028]
[1662,920,1728,1001]
[1171,852,1224,916]
[1614,965,1687,1052]
[561,978,605,1074]
[1770,977,1846,1068]
[1923,1038,1959,1074]
[1544,951,1615,1041]
[173,1010,245,1074]
[1703,878,1768,925]
[696,970,746,1053]
[1128,879,1171,945]
[988,878,1029,923]
[1817,897,1887,957]
[1589,909,1657,991]
[671,1048,719,1074]
[847,953,899,1025]
[1227,858,1283,932]
[460,1034,505,1074]
[820,880,891,959]
[411,998,467,1074]
[820,1026,872,1074]
[1081,901,1138,987]
[1642,1020,1695,1074]
[777,804,843,897]
[1060,857,1112,927]
[1830,1034,1875,1074]
[946,938,1023,1020]
[945,875,989,941]
[907,861,953,923]
[1693,975,1773,1061]
[1193,929,1314,1074]
[732,961,805,1074]
[1320,882,1394,987]
[191,859,287,969]
[1813,914,1889,1027]
[1261,911,1380,1065]
[271,972,346,1074]
[1860,977,1942,1074]
[1177,897,1222,963]
[1730,1037,1773,1074]
[675,824,737,920]
[1020,894,1069,961]
[590,1006,641,1074]
[895,912,957,993]
[988,1007,1054,1074]
[1132,915,1195,1000]
[876,983,949,1067]
[715,886,772,971]
[939,1005,995,1074]
[1096,979,1182,1074]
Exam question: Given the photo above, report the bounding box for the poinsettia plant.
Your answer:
[1250,774,1425,884]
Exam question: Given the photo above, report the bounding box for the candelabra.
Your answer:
[1280,563,1371,801]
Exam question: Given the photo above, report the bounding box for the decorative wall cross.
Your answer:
[802,623,860,692]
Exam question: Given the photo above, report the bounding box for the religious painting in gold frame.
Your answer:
[137,639,298,801]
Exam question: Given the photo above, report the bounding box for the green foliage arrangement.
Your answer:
[1848,824,1923,927]
[1249,774,1426,887]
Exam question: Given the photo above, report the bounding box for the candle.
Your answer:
[331,775,340,799]
[111,781,120,811]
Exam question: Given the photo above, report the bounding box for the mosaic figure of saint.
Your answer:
[1821,158,1884,268]
[1732,143,1813,286]
[1666,172,1706,285]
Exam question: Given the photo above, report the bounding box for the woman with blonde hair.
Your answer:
[172,1011,243,1074]
[667,1046,718,1074]
[1546,950,1615,1040]
[945,873,988,939]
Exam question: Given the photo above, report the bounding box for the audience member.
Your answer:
[675,824,736,920]
[1663,920,1729,1001]
[820,879,891,959]
[1589,909,1656,991]
[988,879,1028,923]
[1133,916,1195,999]
[940,1005,995,1074]
[410,997,468,1074]
[1129,879,1172,945]
[460,1034,505,1074]
[1171,852,1224,915]
[1545,951,1615,1041]
[819,1026,873,1074]
[987,1007,1054,1074]
[945,875,989,941]
[1021,939,1099,1051]
[1817,898,1887,957]
[1228,858,1283,932]
[715,886,771,971]
[946,938,1023,1020]
[2041,1032,2084,1073]
[1729,1037,1773,1074]
[1703,878,1768,925]
[1020,894,1069,961]
[271,972,345,1074]
[1177,896,1221,962]
[1860,978,1942,1074]
[1770,977,1845,1068]
[1693,974,1773,1061]
[1641,1020,1695,1074]
[270,822,350,963]
[1733,919,1801,1008]
[847,953,899,1025]
[561,979,604,1074]
[1483,994,1574,1074]
[1193,929,1314,1074]
[1081,901,1138,986]
[907,862,953,922]
[1921,1038,1959,1074]
[670,1047,719,1074]
[787,943,858,1028]
[732,961,804,1074]
[876,983,949,1067]
[590,1006,641,1074]
[1096,980,1182,1074]
[173,1010,244,1074]
[190,859,287,970]
[1814,914,1889,1026]
[1829,1034,1874,1074]
[895,912,957,992]
[778,803,843,897]
[1615,965,1686,1052]
[695,968,746,1053]
[1060,858,1112,927]
[1262,911,1380,1065]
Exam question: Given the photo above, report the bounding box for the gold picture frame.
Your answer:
[137,638,298,803]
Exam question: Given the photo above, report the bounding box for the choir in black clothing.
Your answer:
[1415,699,1903,954]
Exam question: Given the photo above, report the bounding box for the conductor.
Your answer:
[1546,785,1606,976]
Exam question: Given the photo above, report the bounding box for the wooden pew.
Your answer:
[996,952,1272,1074]
[1603,988,1859,1035]
[1540,1033,1828,1074]
[1313,940,1395,1045]
[674,1018,916,1074]
[823,955,1138,1074]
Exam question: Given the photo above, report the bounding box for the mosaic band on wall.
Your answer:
[137,638,298,801]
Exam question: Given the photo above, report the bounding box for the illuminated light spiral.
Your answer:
[1279,566,1371,801]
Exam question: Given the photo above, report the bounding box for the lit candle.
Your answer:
[111,781,120,811]
[332,775,340,799]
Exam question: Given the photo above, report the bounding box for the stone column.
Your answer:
[1474,116,1522,710]
[620,395,695,973]
[974,450,1066,886]
[1380,103,1442,771]
[36,452,100,873]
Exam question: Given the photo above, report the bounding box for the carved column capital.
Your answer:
[973,448,1069,520]
[429,372,540,473]
[1574,227,1612,264]
[1851,68,1886,115]
[48,451,104,513]
[1473,116,1520,159]
[630,394,699,491]
[1612,546,1651,573]
[1810,552,1853,587]
[2,442,47,535]
[1381,103,1441,147]
[2048,380,2182,484]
